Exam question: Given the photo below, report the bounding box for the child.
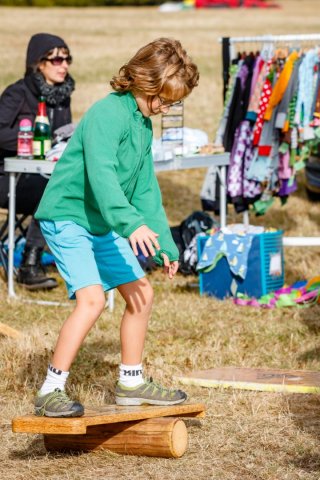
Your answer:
[34,37,199,417]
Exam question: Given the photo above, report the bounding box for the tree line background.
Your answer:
[0,0,164,5]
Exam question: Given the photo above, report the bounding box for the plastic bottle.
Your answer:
[33,96,51,160]
[17,118,33,159]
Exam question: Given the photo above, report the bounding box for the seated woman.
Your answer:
[0,32,75,290]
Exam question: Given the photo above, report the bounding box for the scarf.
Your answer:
[26,72,75,107]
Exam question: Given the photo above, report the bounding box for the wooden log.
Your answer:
[0,322,21,339]
[44,417,188,458]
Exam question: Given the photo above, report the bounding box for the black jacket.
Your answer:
[0,76,72,171]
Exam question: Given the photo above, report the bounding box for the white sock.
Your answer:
[119,363,143,388]
[39,364,69,395]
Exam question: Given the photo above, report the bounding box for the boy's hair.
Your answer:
[110,38,199,102]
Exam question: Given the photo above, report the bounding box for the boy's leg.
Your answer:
[118,278,153,365]
[35,285,105,417]
[51,284,106,371]
[115,278,187,406]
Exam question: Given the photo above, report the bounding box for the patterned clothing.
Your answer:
[294,48,319,127]
[214,63,240,146]
[227,120,261,201]
[228,121,250,198]
[197,231,255,280]
[264,51,299,121]
[246,56,265,119]
[252,60,273,146]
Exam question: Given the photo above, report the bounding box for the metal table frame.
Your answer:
[4,153,229,305]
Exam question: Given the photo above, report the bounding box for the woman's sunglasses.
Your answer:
[42,55,73,66]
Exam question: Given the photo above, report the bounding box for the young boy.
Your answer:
[34,37,199,417]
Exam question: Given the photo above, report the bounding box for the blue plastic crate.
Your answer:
[198,231,284,299]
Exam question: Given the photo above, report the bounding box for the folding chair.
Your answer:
[0,210,30,279]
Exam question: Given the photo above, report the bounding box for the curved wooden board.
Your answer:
[12,402,205,435]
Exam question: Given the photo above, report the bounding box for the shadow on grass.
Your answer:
[308,211,320,225]
[9,436,85,460]
[10,437,47,460]
[287,394,320,474]
[298,305,320,338]
[293,453,320,473]
[174,280,199,294]
[298,307,320,362]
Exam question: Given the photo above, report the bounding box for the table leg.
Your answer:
[8,172,17,298]
[107,289,115,312]
[219,166,227,228]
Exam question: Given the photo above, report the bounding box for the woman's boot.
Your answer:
[17,245,58,290]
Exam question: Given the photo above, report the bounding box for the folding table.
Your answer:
[4,153,230,307]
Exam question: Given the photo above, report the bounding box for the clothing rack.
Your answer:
[225,34,320,61]
[220,34,320,247]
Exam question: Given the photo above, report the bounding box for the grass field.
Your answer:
[1,1,320,479]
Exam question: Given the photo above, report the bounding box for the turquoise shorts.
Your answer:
[40,220,145,299]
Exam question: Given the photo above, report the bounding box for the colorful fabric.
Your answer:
[275,57,300,131]
[312,67,320,119]
[252,60,273,146]
[264,51,299,121]
[246,56,265,118]
[219,48,320,217]
[227,121,249,198]
[228,120,261,200]
[294,48,319,127]
[234,277,320,308]
[214,64,240,146]
[246,150,272,183]
[278,177,297,196]
[278,150,292,180]
[197,231,255,280]
[243,144,262,199]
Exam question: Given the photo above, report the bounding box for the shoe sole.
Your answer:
[34,407,84,417]
[19,282,58,291]
[115,396,187,406]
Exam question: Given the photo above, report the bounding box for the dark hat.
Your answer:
[26,33,69,68]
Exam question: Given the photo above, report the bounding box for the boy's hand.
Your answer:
[129,225,160,257]
[161,253,179,280]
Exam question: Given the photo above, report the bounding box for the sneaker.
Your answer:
[34,388,84,417]
[115,377,187,406]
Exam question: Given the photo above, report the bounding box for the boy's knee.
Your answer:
[124,279,154,314]
[76,287,106,315]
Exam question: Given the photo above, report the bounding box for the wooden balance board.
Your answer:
[12,403,205,458]
[176,367,320,394]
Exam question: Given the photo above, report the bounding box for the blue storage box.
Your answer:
[198,230,284,299]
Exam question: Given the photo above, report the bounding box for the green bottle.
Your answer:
[33,96,51,160]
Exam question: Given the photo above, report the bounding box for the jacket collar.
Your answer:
[125,91,143,120]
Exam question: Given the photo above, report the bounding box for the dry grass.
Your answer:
[1,1,320,479]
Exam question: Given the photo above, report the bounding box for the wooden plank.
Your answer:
[44,417,188,458]
[12,402,205,434]
[177,367,320,394]
[0,322,21,339]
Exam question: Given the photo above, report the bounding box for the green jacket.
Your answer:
[35,91,179,265]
